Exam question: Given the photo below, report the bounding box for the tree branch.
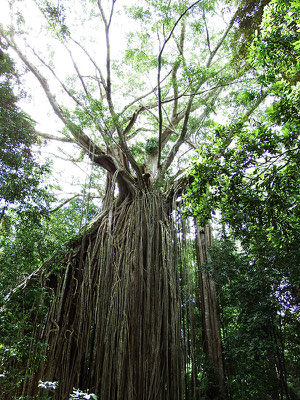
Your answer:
[97,0,113,106]
[49,195,80,214]
[203,10,211,55]
[160,87,222,147]
[36,131,73,143]
[123,106,146,137]
[62,42,90,98]
[120,69,172,115]
[70,37,107,91]
[160,86,223,179]
[157,0,202,169]
[171,21,185,120]
[206,6,240,67]
[220,89,270,152]
[27,43,85,108]
[96,0,145,185]
[159,96,194,179]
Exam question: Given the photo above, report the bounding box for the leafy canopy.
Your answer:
[186,0,300,250]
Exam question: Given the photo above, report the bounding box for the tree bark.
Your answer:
[195,224,226,399]
[24,189,183,400]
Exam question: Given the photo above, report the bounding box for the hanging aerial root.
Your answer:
[25,191,183,400]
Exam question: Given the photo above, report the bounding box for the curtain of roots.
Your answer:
[28,190,186,399]
[2,187,212,400]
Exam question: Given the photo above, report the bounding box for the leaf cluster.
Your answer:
[250,0,300,86]
[39,0,70,39]
[187,119,299,245]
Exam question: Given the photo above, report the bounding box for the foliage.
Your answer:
[0,194,99,399]
[0,282,49,399]
[231,0,272,65]
[251,0,300,87]
[206,237,300,399]
[0,194,98,299]
[145,137,159,155]
[0,48,58,397]
[38,381,98,399]
[0,45,51,216]
[187,119,299,253]
[186,0,300,269]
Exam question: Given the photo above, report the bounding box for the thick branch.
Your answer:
[123,106,146,137]
[243,90,269,119]
[159,96,194,179]
[97,0,114,104]
[96,1,144,185]
[2,33,67,125]
[189,88,223,141]
[159,86,223,181]
[171,21,185,120]
[161,88,221,147]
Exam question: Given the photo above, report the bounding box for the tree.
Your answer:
[0,0,272,398]
[194,223,226,399]
[186,0,300,397]
[200,235,300,400]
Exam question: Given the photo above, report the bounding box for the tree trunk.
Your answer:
[25,189,183,400]
[195,224,226,399]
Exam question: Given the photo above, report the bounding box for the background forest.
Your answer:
[0,0,299,399]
